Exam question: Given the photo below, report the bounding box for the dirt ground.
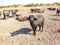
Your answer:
[0,6,60,45]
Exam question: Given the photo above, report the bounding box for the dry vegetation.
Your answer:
[0,2,60,8]
[0,5,60,45]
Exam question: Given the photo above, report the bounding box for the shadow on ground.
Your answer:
[10,28,32,36]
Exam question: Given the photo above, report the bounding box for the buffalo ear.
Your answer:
[27,17,29,20]
[34,18,37,20]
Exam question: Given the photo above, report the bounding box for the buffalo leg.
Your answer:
[56,12,59,16]
[42,22,44,32]
[41,21,44,32]
[39,25,41,31]
[33,27,37,36]
[16,16,19,20]
[58,13,59,16]
[2,14,6,19]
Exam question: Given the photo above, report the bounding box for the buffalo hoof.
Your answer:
[40,30,43,32]
[2,18,6,20]
[16,18,19,20]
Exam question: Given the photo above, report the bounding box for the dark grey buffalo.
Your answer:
[31,8,40,13]
[31,9,36,13]
[28,15,44,36]
[11,9,18,17]
[47,8,56,10]
[31,8,44,13]
[3,10,10,19]
[56,8,60,16]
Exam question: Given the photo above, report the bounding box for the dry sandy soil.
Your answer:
[0,6,60,45]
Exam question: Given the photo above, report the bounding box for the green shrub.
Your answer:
[52,2,60,5]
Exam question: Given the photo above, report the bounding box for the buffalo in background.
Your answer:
[2,9,18,19]
[3,10,10,19]
[47,8,56,11]
[31,8,44,13]
[16,15,28,22]
[31,8,40,13]
[56,8,60,16]
[11,9,18,17]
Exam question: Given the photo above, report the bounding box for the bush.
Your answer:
[24,3,44,7]
[52,2,60,5]
[40,4,44,6]
[0,4,21,8]
[24,3,35,7]
[0,6,9,8]
[10,4,19,7]
[0,3,60,8]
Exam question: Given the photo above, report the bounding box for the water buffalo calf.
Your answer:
[28,15,44,36]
